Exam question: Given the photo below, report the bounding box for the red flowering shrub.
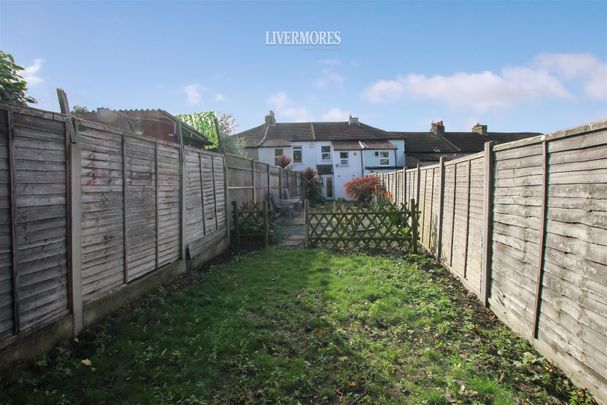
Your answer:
[344,176,385,203]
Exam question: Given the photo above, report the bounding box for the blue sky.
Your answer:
[1,1,606,134]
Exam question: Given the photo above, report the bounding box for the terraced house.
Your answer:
[235,112,540,199]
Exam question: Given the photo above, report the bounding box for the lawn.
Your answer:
[0,249,596,404]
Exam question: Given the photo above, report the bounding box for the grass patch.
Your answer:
[0,249,596,404]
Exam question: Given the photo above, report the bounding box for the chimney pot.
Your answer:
[265,110,276,126]
[472,123,487,135]
[431,120,445,135]
[348,115,359,126]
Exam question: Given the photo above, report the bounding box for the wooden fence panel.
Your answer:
[452,160,471,281]
[441,163,456,262]
[201,153,217,234]
[125,137,157,281]
[156,144,180,267]
[379,121,607,401]
[13,113,69,333]
[490,143,543,330]
[213,155,226,231]
[79,125,124,302]
[185,149,204,246]
[0,112,12,339]
[465,156,485,296]
[539,130,607,392]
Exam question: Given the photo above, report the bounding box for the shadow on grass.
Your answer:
[0,249,597,404]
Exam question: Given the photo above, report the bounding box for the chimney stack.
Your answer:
[348,114,359,126]
[472,123,487,135]
[430,120,445,135]
[265,110,276,126]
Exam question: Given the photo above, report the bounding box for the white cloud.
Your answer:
[314,69,345,89]
[321,107,350,121]
[22,58,44,85]
[214,93,226,102]
[363,69,570,112]
[183,84,202,105]
[267,91,313,122]
[361,79,406,103]
[534,53,607,100]
[361,53,607,111]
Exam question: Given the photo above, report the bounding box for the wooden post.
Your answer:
[411,198,418,253]
[263,199,269,248]
[251,159,256,203]
[232,201,240,254]
[436,157,445,259]
[266,163,271,200]
[122,135,129,283]
[6,111,19,334]
[178,123,187,266]
[416,164,421,213]
[68,126,83,335]
[480,142,495,307]
[278,168,282,200]
[304,199,309,248]
[533,140,549,339]
[155,143,159,270]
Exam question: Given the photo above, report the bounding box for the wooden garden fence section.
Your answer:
[225,153,303,214]
[379,120,607,403]
[0,101,299,363]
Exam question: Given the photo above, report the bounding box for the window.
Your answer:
[340,151,349,166]
[379,151,389,166]
[274,148,283,165]
[321,145,331,160]
[293,146,302,163]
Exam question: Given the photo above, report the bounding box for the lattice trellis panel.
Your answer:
[306,202,418,250]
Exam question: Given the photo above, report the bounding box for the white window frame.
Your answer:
[293,146,302,163]
[321,145,331,161]
[379,151,390,166]
[340,151,349,166]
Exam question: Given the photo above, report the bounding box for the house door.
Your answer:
[323,175,334,199]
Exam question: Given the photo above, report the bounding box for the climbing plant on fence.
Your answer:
[305,200,419,251]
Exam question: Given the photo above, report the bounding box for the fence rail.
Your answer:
[379,120,607,403]
[226,154,303,216]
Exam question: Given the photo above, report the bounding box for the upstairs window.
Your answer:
[293,146,302,163]
[274,148,284,165]
[379,151,390,166]
[340,151,349,166]
[321,145,331,160]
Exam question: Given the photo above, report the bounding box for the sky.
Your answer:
[1,1,606,134]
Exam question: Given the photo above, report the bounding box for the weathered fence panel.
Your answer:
[79,124,125,302]
[380,120,607,402]
[0,103,228,365]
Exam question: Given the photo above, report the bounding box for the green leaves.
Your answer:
[0,50,37,105]
[176,111,245,155]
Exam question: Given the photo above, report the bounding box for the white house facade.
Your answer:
[235,112,540,200]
